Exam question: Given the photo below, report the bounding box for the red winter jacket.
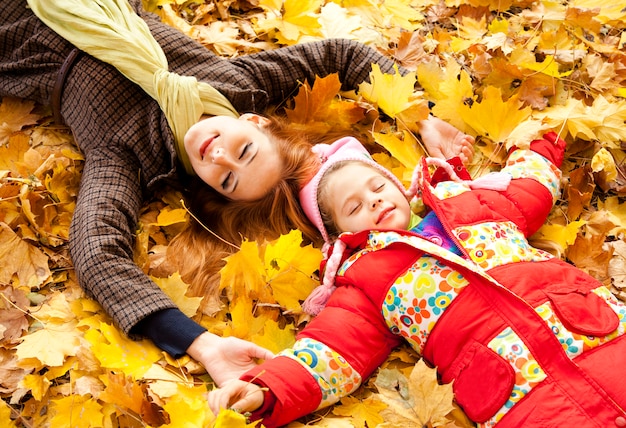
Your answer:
[243,133,626,427]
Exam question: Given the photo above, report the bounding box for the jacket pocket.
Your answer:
[441,340,514,423]
[544,288,618,337]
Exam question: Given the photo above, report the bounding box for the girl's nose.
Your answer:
[371,198,382,209]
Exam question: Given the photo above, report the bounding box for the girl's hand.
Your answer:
[418,116,474,165]
[186,332,274,386]
[208,379,265,416]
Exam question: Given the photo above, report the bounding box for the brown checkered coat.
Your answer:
[0,0,399,337]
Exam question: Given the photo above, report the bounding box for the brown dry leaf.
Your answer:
[566,166,595,220]
[0,286,30,344]
[0,223,50,289]
[567,232,613,281]
[608,239,626,291]
[0,98,40,146]
[285,73,345,124]
[384,31,430,70]
[375,360,456,427]
[0,349,28,395]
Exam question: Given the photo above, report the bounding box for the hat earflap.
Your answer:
[302,239,347,316]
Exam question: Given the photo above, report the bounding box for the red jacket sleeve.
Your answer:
[424,133,566,238]
[241,286,402,427]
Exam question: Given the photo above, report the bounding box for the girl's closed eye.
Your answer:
[348,201,362,216]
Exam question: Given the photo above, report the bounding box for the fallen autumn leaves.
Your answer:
[2,0,626,426]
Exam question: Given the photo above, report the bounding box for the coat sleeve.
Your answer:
[240,286,402,428]
[222,38,402,107]
[424,132,566,238]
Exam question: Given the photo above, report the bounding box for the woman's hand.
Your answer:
[208,379,265,416]
[186,332,274,386]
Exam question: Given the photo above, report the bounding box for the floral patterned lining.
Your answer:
[279,338,362,409]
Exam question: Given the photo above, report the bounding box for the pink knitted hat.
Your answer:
[299,136,406,244]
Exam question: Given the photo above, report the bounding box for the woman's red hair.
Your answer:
[168,115,348,302]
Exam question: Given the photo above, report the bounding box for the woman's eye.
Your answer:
[221,172,233,190]
[239,142,252,159]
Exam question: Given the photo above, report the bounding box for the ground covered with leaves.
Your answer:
[2,0,626,427]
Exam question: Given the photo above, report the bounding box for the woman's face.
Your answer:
[184,114,282,201]
[326,163,411,234]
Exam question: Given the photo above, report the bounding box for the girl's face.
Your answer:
[184,114,282,201]
[325,163,411,234]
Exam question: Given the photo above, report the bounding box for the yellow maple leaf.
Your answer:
[0,399,17,428]
[220,240,272,302]
[591,148,617,181]
[161,384,212,427]
[0,223,51,289]
[319,3,370,40]
[257,0,322,44]
[143,363,194,399]
[213,408,259,427]
[152,272,203,318]
[460,86,532,143]
[264,229,322,311]
[153,207,188,227]
[449,15,487,53]
[358,64,418,119]
[18,373,50,401]
[534,96,626,144]
[84,322,162,378]
[588,96,626,145]
[373,130,425,172]
[521,54,573,78]
[49,395,103,428]
[534,219,588,253]
[378,0,424,31]
[425,65,474,134]
[223,295,267,340]
[15,295,80,367]
[0,132,31,174]
[251,318,296,354]
[332,395,387,428]
[569,0,626,24]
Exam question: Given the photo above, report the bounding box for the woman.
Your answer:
[0,0,472,385]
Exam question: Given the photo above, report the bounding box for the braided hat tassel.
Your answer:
[302,240,347,316]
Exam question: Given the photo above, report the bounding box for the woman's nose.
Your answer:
[211,147,233,166]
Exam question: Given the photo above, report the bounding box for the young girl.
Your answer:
[209,136,626,427]
[1,0,473,385]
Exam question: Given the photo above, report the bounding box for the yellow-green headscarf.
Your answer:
[27,0,239,175]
